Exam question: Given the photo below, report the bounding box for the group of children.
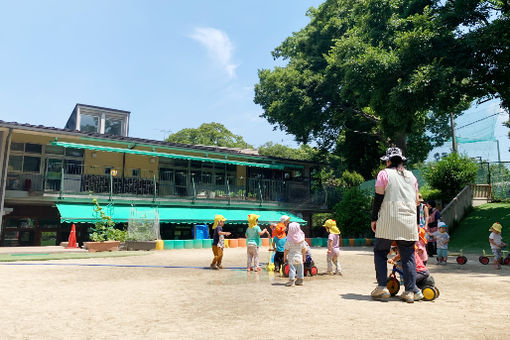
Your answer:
[210,214,342,287]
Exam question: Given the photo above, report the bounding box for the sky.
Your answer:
[0,0,323,147]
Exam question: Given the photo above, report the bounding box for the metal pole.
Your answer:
[191,176,196,203]
[60,167,64,199]
[450,112,457,153]
[109,171,113,201]
[227,179,231,205]
[497,139,501,162]
[153,174,157,202]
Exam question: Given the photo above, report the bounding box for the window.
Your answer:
[25,143,42,154]
[65,148,84,157]
[65,160,82,174]
[8,155,22,171]
[46,145,65,155]
[105,118,122,135]
[132,168,140,177]
[80,114,99,133]
[10,143,24,152]
[104,166,113,175]
[23,156,41,172]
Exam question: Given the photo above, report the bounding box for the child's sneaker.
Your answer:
[210,264,218,270]
[217,265,223,269]
[400,291,415,303]
[247,267,252,272]
[414,290,424,301]
[370,286,390,301]
[295,278,304,286]
[255,267,262,272]
[285,280,295,287]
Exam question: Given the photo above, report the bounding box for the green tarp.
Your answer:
[51,141,298,170]
[56,203,307,225]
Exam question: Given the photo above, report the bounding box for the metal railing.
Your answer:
[6,167,324,207]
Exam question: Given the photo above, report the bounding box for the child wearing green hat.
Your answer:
[489,222,507,270]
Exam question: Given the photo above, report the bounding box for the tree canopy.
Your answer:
[258,142,318,160]
[254,0,510,173]
[165,122,253,149]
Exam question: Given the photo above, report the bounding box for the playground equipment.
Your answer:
[386,265,440,301]
[282,261,318,277]
[478,249,510,265]
[438,249,468,265]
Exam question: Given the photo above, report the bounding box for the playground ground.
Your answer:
[0,247,508,339]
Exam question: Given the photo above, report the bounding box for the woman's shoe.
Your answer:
[285,280,295,287]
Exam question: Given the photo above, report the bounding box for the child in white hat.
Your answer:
[489,222,507,270]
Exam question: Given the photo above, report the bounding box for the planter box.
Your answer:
[84,241,120,253]
[125,241,157,251]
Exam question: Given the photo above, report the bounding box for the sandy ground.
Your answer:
[0,247,509,340]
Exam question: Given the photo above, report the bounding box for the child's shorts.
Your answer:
[492,248,502,260]
[437,248,448,259]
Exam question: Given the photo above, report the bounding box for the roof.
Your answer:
[0,119,316,165]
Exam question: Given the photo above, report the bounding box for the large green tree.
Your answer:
[165,122,253,148]
[254,0,509,173]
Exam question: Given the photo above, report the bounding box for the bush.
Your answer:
[423,153,478,203]
[333,187,372,238]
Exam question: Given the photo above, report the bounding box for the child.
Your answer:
[489,222,507,270]
[323,219,342,275]
[271,222,287,274]
[210,215,231,270]
[303,241,315,276]
[284,222,307,286]
[430,222,450,265]
[426,200,441,256]
[388,245,425,301]
[416,227,428,265]
[245,214,269,272]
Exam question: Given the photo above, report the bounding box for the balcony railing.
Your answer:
[6,169,325,207]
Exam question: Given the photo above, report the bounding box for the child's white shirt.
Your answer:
[489,232,502,250]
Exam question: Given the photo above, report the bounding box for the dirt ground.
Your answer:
[0,247,509,340]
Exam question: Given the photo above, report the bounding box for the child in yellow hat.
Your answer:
[245,214,270,272]
[489,222,507,270]
[323,219,342,275]
[210,215,231,270]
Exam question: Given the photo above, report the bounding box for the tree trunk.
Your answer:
[393,132,408,154]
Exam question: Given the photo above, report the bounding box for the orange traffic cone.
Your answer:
[66,224,77,249]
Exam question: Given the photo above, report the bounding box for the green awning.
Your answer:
[52,141,289,170]
[56,203,306,225]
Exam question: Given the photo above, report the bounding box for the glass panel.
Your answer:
[105,118,122,135]
[159,168,174,181]
[80,114,99,133]
[46,145,65,155]
[23,156,41,172]
[65,160,82,174]
[25,143,42,154]
[10,142,24,152]
[132,168,140,177]
[65,148,84,157]
[8,155,22,171]
[41,232,57,246]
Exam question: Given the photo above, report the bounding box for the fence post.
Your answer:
[227,179,231,205]
[258,181,263,206]
[191,177,196,203]
[59,167,64,199]
[153,174,157,202]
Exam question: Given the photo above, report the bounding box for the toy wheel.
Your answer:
[386,277,400,296]
[480,256,490,265]
[422,287,437,301]
[434,287,440,298]
[310,266,318,276]
[456,256,467,265]
[504,257,510,265]
[283,263,290,277]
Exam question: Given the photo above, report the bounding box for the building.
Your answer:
[0,104,326,246]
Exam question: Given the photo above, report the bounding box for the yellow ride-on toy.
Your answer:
[387,264,440,301]
[478,249,510,265]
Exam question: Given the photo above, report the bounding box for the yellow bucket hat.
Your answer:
[490,222,502,233]
[248,214,260,228]
[212,215,227,229]
[323,219,340,234]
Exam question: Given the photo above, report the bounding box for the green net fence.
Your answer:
[476,162,510,199]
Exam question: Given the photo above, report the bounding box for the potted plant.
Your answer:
[126,219,158,251]
[84,199,126,252]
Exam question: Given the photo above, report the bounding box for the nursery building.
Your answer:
[0,104,326,246]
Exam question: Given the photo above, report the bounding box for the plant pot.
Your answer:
[84,241,120,253]
[125,241,157,251]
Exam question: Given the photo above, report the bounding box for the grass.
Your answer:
[449,203,510,252]
[0,251,150,263]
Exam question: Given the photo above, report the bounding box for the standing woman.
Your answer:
[370,147,421,303]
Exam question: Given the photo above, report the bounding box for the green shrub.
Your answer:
[333,187,372,238]
[423,153,478,203]
[419,185,442,202]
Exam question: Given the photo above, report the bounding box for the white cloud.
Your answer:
[190,27,238,78]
